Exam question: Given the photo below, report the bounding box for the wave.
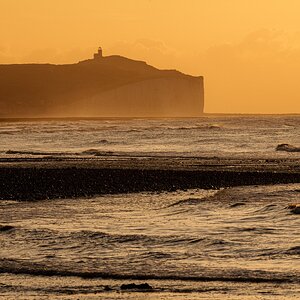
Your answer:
[0,130,20,135]
[276,144,300,152]
[253,203,279,213]
[81,149,114,156]
[229,202,246,208]
[0,258,297,283]
[167,197,205,207]
[98,139,109,144]
[58,229,210,247]
[121,128,143,133]
[163,124,222,131]
[72,230,156,244]
[290,206,300,214]
[285,246,300,255]
[5,150,79,156]
[4,226,207,248]
[5,226,255,255]
[0,224,14,232]
[166,190,220,208]
[96,139,121,145]
[233,227,276,234]
[109,125,223,132]
[5,148,115,156]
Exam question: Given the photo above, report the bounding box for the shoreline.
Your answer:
[1,156,300,200]
[1,113,300,122]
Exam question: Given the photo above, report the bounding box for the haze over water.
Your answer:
[1,115,300,159]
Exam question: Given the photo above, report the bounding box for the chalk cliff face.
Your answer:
[0,55,204,117]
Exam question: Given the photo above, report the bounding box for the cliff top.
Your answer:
[0,54,202,80]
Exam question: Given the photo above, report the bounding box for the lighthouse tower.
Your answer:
[93,47,103,60]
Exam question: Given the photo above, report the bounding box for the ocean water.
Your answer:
[0,115,300,299]
[0,115,300,159]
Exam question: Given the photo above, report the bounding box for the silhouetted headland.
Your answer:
[0,47,204,117]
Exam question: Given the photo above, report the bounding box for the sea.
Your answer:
[0,115,300,299]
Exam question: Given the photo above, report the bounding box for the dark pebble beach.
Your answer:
[1,155,300,200]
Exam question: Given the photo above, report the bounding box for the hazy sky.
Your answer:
[1,0,300,113]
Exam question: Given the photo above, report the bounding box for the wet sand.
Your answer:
[1,155,300,200]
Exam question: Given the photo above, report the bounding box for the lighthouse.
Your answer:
[93,47,103,60]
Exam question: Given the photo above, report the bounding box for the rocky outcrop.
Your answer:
[0,55,204,117]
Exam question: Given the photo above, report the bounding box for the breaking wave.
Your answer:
[0,258,297,283]
[276,143,300,152]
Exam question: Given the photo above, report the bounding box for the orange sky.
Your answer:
[1,0,300,113]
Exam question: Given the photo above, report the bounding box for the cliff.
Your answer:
[0,55,204,117]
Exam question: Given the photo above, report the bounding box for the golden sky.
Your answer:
[1,0,300,113]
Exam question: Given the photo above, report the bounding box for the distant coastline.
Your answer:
[0,48,204,118]
[1,113,300,123]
